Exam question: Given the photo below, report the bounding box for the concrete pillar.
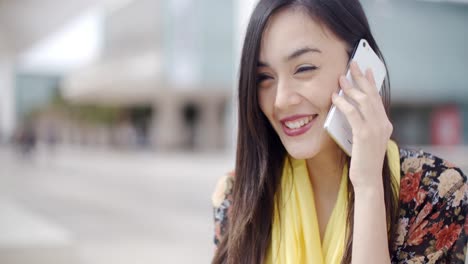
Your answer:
[198,99,222,151]
[0,55,15,144]
[152,95,185,151]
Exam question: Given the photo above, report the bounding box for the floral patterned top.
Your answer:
[212,148,468,263]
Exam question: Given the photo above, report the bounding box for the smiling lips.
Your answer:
[280,114,318,136]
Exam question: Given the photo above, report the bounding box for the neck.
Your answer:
[306,138,346,196]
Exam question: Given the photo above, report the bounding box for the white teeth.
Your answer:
[284,115,315,129]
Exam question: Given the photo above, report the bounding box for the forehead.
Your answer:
[259,7,342,61]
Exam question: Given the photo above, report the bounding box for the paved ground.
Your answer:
[0,145,234,264]
[0,144,466,264]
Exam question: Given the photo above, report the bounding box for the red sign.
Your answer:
[430,105,462,145]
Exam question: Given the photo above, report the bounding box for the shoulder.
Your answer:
[399,147,463,175]
[393,147,468,263]
[212,171,234,208]
[399,147,467,204]
[212,171,235,247]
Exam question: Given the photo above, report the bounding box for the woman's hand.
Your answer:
[332,61,393,264]
[331,61,393,191]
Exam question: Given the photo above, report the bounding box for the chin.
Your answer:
[284,142,320,160]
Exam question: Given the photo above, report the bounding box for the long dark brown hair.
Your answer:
[213,0,400,263]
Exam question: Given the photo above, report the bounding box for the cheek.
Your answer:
[258,89,275,120]
[300,77,337,109]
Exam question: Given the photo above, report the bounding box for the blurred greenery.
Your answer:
[40,90,121,125]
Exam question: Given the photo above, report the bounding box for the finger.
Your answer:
[363,69,388,114]
[350,61,379,97]
[365,68,377,90]
[332,92,364,132]
[339,75,374,120]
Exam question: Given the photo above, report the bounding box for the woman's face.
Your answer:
[257,8,350,159]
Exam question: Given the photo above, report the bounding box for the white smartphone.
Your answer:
[323,39,387,156]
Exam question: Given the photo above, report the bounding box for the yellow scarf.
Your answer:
[266,140,400,264]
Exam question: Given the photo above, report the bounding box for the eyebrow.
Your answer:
[257,46,322,67]
[287,47,321,61]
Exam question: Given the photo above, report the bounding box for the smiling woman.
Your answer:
[211,0,468,264]
[256,7,349,160]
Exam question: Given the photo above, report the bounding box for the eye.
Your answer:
[256,73,273,84]
[295,65,318,74]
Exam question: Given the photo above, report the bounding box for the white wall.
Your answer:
[0,55,15,143]
[362,0,468,104]
[229,0,257,154]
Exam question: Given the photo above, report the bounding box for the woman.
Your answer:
[212,0,467,263]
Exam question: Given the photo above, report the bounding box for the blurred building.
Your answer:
[62,0,234,151]
[0,0,467,152]
[0,1,96,144]
[361,0,468,146]
[0,0,236,152]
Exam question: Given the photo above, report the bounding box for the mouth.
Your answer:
[280,114,318,137]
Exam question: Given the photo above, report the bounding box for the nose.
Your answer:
[274,78,302,111]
